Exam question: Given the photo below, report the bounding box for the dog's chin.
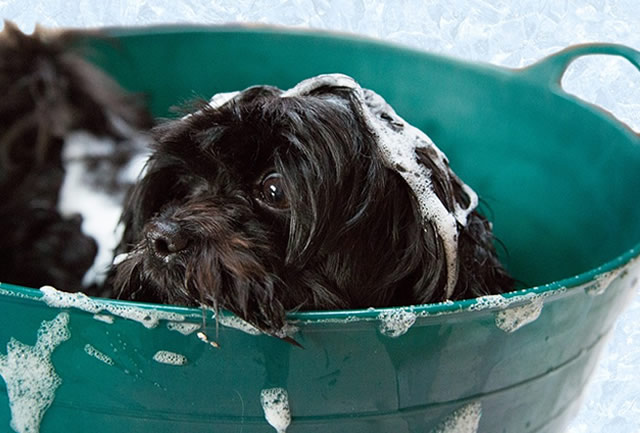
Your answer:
[111,240,289,334]
[113,244,201,305]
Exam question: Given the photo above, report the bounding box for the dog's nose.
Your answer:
[146,220,189,258]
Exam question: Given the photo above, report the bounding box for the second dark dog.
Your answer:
[0,23,151,292]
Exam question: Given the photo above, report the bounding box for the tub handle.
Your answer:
[521,43,640,90]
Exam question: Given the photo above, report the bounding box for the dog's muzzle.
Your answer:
[145,220,189,261]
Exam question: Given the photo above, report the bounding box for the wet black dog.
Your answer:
[109,74,514,337]
[0,23,150,292]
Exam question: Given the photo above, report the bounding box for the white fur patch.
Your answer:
[58,128,149,288]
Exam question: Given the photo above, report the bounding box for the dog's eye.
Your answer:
[259,173,288,209]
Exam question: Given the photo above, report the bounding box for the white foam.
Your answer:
[585,269,621,296]
[112,253,129,266]
[281,74,478,298]
[470,291,541,312]
[0,313,70,433]
[0,287,41,301]
[378,309,417,337]
[468,294,511,311]
[209,91,240,110]
[281,74,359,97]
[274,324,300,339]
[83,344,114,366]
[431,401,482,433]
[196,331,220,349]
[40,285,185,328]
[495,298,544,333]
[467,287,567,333]
[181,91,240,121]
[93,314,115,324]
[152,350,188,366]
[217,314,263,335]
[466,291,564,332]
[260,387,291,433]
[210,310,298,338]
[167,322,201,335]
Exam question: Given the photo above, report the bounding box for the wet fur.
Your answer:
[109,85,514,335]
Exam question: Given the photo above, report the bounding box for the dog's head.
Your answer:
[111,74,513,335]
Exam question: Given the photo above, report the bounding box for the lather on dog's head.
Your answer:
[111,74,513,336]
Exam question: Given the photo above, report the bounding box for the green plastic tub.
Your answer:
[1,26,640,433]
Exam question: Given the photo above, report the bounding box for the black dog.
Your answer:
[109,74,514,337]
[0,22,151,292]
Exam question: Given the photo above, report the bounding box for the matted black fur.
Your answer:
[109,84,514,336]
[0,22,151,291]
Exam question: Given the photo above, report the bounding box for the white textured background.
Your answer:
[2,1,640,432]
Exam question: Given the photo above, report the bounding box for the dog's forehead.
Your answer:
[206,78,354,113]
[195,83,357,161]
[281,74,359,96]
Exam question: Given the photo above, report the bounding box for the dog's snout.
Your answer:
[146,220,189,258]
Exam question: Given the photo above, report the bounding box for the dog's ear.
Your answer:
[362,166,449,306]
[414,147,514,300]
[116,154,167,252]
[116,172,146,254]
[115,115,193,253]
[455,208,514,299]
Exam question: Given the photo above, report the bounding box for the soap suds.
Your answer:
[469,290,554,312]
[468,294,511,311]
[196,331,220,349]
[260,387,291,433]
[209,91,240,110]
[181,91,240,121]
[0,313,71,433]
[210,310,298,338]
[378,309,417,337]
[0,287,41,301]
[152,350,188,366]
[167,322,201,335]
[216,314,262,336]
[40,285,184,328]
[495,298,544,333]
[93,314,115,324]
[431,401,482,433]
[585,269,621,296]
[282,74,478,298]
[112,253,129,267]
[468,291,562,332]
[83,344,114,366]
